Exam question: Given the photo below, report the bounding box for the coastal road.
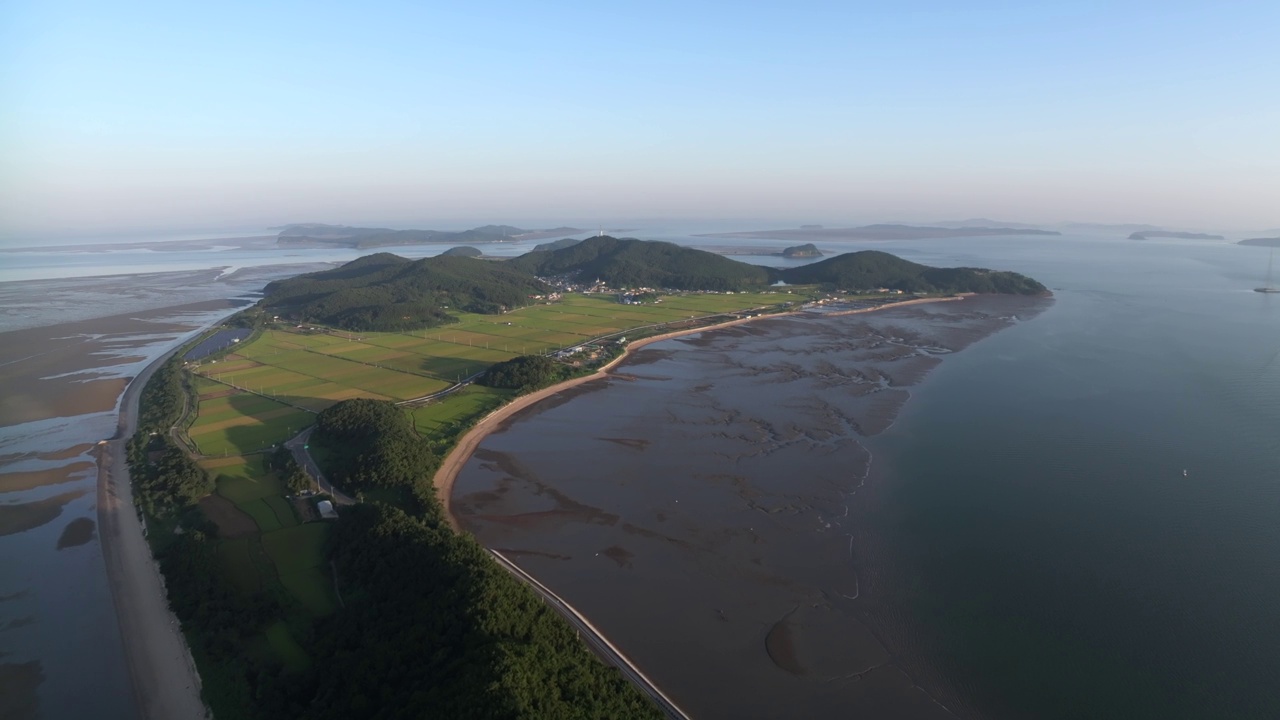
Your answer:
[97,348,209,720]
[488,550,691,720]
[285,427,355,505]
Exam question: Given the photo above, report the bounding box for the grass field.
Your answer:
[239,499,283,533]
[218,539,260,594]
[262,523,328,575]
[195,293,797,420]
[411,385,514,435]
[265,621,310,672]
[201,456,282,504]
[188,383,313,456]
[262,523,336,615]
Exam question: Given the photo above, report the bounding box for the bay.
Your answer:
[453,234,1280,718]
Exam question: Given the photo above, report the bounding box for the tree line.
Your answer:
[128,366,664,718]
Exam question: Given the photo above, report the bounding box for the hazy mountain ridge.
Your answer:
[699,224,1061,241]
[1129,231,1226,240]
[274,223,585,249]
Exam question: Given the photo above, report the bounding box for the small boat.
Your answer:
[1182,469,1188,477]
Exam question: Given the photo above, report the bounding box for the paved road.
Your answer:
[285,427,355,505]
[98,349,209,720]
[489,551,691,720]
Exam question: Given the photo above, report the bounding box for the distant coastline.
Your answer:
[1238,237,1280,248]
[698,224,1061,241]
[1129,230,1226,241]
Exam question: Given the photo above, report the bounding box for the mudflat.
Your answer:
[0,298,240,427]
[450,295,1050,718]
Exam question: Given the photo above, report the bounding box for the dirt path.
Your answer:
[97,348,209,720]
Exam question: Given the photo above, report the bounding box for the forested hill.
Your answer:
[777,250,1047,295]
[259,242,1045,331]
[507,236,772,290]
[261,254,548,331]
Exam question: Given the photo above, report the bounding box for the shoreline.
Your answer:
[97,330,232,720]
[431,294,965,530]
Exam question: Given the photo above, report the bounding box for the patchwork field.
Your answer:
[200,454,336,667]
[188,382,314,456]
[186,288,803,671]
[194,293,792,422]
[262,523,336,615]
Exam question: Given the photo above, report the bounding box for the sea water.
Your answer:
[454,233,1280,718]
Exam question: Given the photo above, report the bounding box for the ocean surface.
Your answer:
[453,233,1280,718]
[2,227,1276,718]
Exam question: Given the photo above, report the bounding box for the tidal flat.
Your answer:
[453,295,1049,718]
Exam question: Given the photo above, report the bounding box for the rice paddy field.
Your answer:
[198,455,338,666]
[185,290,797,669]
[191,292,791,422]
[187,377,314,456]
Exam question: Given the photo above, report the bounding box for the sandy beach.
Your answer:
[431,295,963,529]
[97,347,208,720]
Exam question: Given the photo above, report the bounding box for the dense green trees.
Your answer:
[268,445,313,494]
[478,355,566,392]
[304,504,661,720]
[313,399,437,493]
[127,435,214,517]
[137,358,185,433]
[509,236,773,290]
[262,254,548,331]
[777,250,1047,295]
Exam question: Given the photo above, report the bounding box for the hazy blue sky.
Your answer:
[2,1,1278,238]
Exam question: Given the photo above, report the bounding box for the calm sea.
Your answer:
[454,233,1280,718]
[870,236,1280,717]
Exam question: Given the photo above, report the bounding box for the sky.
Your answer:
[2,1,1278,239]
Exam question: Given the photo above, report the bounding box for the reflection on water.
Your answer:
[454,296,1046,718]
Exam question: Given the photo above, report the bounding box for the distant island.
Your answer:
[700,224,1061,241]
[1128,231,1225,241]
[263,236,1048,332]
[1238,237,1280,248]
[782,243,823,258]
[273,223,585,249]
[441,246,484,257]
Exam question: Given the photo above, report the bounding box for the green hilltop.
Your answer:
[778,250,1047,295]
[262,253,549,331]
[507,236,772,290]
